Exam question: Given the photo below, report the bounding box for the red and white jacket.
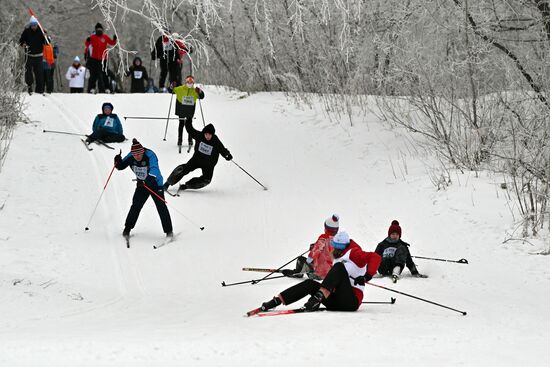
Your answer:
[333,240,381,305]
[85,33,116,61]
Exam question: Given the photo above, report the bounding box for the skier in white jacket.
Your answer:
[65,56,89,93]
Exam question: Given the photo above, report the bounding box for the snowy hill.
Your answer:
[0,89,549,366]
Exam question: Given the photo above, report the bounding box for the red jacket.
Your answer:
[85,33,116,61]
[333,240,381,306]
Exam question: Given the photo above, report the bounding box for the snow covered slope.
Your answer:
[0,89,548,366]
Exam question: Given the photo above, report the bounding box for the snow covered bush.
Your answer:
[0,14,24,171]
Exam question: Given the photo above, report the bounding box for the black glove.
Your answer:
[353,273,373,286]
[113,34,117,41]
[309,243,315,250]
[136,180,144,188]
[114,153,122,165]
[224,152,233,161]
[195,87,201,94]
[144,175,157,188]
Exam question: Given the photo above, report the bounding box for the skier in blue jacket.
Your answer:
[114,139,173,238]
[86,102,125,143]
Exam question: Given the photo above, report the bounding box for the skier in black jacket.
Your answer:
[163,121,232,191]
[19,16,46,94]
[375,220,428,283]
[126,57,149,93]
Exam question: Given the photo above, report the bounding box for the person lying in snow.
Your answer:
[259,231,381,312]
[375,220,428,283]
[281,214,341,280]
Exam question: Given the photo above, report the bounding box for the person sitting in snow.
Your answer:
[375,220,428,283]
[281,214,341,280]
[86,102,125,144]
[114,139,173,238]
[257,231,381,313]
[162,120,232,192]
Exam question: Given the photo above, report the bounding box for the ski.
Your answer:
[256,308,327,317]
[95,140,115,150]
[153,232,180,249]
[81,139,93,151]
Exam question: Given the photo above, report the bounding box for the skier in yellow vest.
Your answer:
[173,75,204,150]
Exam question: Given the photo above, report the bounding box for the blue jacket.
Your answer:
[92,113,123,135]
[116,149,164,187]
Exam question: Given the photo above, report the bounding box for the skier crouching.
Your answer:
[115,139,173,238]
[259,231,381,313]
[163,121,232,192]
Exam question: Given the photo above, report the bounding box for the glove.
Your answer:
[145,175,157,188]
[136,180,144,188]
[354,273,372,286]
[114,153,122,165]
[224,152,233,161]
[113,34,118,41]
[195,87,201,94]
[304,290,324,311]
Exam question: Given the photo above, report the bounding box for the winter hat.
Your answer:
[29,16,39,26]
[388,220,402,237]
[324,214,340,235]
[95,23,104,30]
[202,124,215,135]
[102,102,114,112]
[73,56,81,63]
[331,231,350,250]
[131,139,145,156]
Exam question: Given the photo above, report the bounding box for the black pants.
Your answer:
[159,59,181,88]
[177,117,194,145]
[378,246,412,275]
[166,157,214,190]
[70,87,84,93]
[88,130,125,143]
[125,185,173,233]
[25,56,44,93]
[43,67,54,93]
[280,262,359,311]
[87,58,106,93]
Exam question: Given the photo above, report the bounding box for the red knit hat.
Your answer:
[388,220,402,237]
[131,138,144,156]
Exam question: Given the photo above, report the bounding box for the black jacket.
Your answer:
[375,238,418,275]
[186,122,230,166]
[151,36,178,62]
[19,27,46,55]
[126,58,149,93]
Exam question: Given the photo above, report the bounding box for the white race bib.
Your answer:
[182,96,195,106]
[162,42,173,51]
[133,70,143,79]
[104,117,114,128]
[382,247,397,259]
[198,142,213,156]
[132,166,148,180]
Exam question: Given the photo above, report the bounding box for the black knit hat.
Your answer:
[95,23,104,30]
[202,124,215,135]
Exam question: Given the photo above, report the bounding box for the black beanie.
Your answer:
[202,124,215,135]
[95,23,104,30]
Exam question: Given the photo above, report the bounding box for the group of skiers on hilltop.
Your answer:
[258,215,428,313]
[20,16,192,94]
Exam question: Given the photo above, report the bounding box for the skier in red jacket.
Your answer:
[84,23,117,93]
[259,231,381,312]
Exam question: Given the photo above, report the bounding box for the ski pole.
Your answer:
[163,92,175,141]
[198,97,206,127]
[250,249,310,285]
[365,282,467,315]
[124,116,180,120]
[221,275,287,287]
[231,160,268,191]
[243,267,283,273]
[362,297,396,305]
[85,161,118,230]
[412,256,469,264]
[142,182,205,231]
[43,129,86,137]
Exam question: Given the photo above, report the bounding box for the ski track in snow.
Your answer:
[0,90,549,366]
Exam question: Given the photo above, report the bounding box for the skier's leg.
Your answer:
[150,187,173,233]
[124,186,149,230]
[321,262,359,311]
[279,279,321,305]
[184,165,214,189]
